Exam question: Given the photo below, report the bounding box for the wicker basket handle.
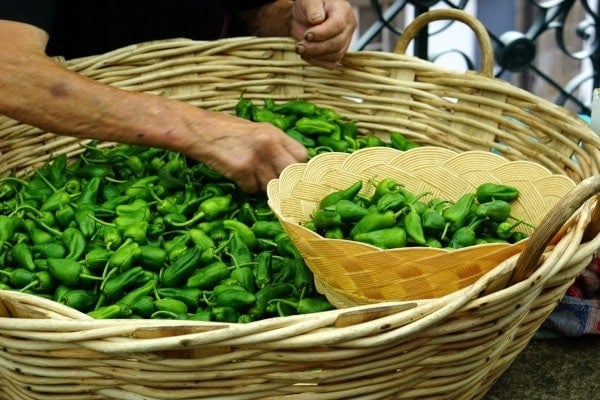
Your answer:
[509,175,600,284]
[394,8,495,78]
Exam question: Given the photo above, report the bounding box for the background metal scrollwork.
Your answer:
[351,0,599,116]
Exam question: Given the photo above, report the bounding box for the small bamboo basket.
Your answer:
[1,9,600,400]
[267,146,578,306]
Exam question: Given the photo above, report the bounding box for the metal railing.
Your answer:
[351,0,599,116]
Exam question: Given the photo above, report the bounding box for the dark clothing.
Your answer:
[0,0,274,58]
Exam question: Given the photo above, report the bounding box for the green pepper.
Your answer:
[216,288,256,310]
[475,183,519,203]
[164,233,191,261]
[88,303,131,319]
[101,225,122,250]
[212,283,247,297]
[20,219,53,245]
[425,237,443,248]
[319,180,363,209]
[115,199,151,220]
[169,194,233,227]
[376,192,406,213]
[152,297,189,318]
[108,241,141,272]
[494,220,526,240]
[421,208,447,233]
[271,99,317,116]
[159,246,202,287]
[40,189,72,212]
[0,268,35,289]
[312,208,342,230]
[76,177,101,206]
[389,132,419,151]
[226,231,253,267]
[235,94,255,120]
[124,175,160,200]
[130,296,157,318]
[32,241,68,259]
[75,164,114,180]
[102,266,146,302]
[448,219,485,249]
[46,258,103,287]
[157,287,202,309]
[185,260,230,289]
[292,258,314,294]
[270,297,334,314]
[59,289,98,312]
[353,226,407,249]
[210,306,239,323]
[254,250,273,289]
[230,266,257,294]
[0,215,20,248]
[294,117,338,136]
[349,210,397,238]
[11,242,36,271]
[247,282,294,320]
[404,205,426,246]
[274,233,302,259]
[316,136,349,153]
[371,178,402,204]
[46,154,68,189]
[138,245,167,271]
[121,220,148,243]
[442,193,475,228]
[100,195,130,212]
[357,134,386,148]
[118,278,157,309]
[253,108,297,130]
[222,219,256,249]
[472,199,512,223]
[74,204,97,239]
[61,227,88,260]
[251,220,284,239]
[187,229,215,251]
[84,248,112,270]
[285,128,316,148]
[54,205,76,229]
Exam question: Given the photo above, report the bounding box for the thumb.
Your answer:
[295,0,326,25]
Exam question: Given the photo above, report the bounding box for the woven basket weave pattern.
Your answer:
[267,147,577,304]
[0,9,599,399]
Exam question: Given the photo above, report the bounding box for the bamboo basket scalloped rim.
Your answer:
[0,8,599,400]
[266,146,578,306]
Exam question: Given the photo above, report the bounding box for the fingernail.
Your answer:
[295,44,306,54]
[304,32,315,42]
[311,12,323,22]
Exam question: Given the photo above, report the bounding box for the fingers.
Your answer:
[292,0,357,68]
[200,121,307,193]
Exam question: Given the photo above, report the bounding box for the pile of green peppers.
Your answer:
[304,178,535,249]
[235,94,420,156]
[0,143,334,322]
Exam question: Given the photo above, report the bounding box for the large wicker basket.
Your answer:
[1,9,600,400]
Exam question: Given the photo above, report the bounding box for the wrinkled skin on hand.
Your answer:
[182,110,307,194]
[291,0,357,69]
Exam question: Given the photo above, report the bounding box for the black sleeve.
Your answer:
[0,0,56,33]
[226,0,275,11]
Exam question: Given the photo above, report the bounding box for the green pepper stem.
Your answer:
[33,169,58,192]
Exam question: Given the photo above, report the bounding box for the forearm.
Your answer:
[0,49,203,153]
[232,0,294,37]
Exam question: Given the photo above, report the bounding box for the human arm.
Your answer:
[233,0,357,69]
[0,19,307,193]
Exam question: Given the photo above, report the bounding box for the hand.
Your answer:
[291,0,357,69]
[181,110,308,193]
